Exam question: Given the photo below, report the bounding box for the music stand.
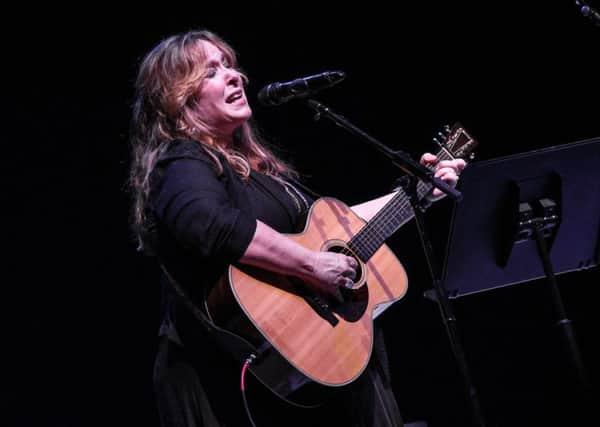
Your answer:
[442,136,600,389]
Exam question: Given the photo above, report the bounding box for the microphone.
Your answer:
[582,5,600,24]
[575,0,600,25]
[257,70,346,106]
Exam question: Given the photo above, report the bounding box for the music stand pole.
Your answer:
[403,177,487,427]
[524,203,590,390]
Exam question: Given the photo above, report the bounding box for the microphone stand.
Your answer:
[306,99,462,203]
[306,99,487,427]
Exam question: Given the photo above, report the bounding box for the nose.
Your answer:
[225,68,241,86]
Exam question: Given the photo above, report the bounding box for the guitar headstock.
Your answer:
[432,122,478,162]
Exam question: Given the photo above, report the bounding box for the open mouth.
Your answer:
[226,91,243,103]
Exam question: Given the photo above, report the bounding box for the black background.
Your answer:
[7,2,599,426]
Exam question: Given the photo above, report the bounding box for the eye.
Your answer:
[205,67,217,78]
[222,57,232,68]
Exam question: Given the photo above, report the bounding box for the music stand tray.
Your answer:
[442,137,600,298]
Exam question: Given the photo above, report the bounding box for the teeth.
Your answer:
[228,93,242,103]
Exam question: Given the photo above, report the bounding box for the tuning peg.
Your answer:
[432,137,445,149]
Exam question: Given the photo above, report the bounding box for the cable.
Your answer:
[240,354,258,427]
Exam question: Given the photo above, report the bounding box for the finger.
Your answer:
[437,158,467,172]
[342,268,357,280]
[336,274,355,288]
[434,167,457,179]
[452,160,466,173]
[435,170,459,185]
[435,164,463,177]
[420,152,437,165]
[430,189,444,199]
[346,256,358,269]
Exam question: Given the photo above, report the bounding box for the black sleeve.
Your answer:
[153,156,257,264]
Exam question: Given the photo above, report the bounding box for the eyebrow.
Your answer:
[206,53,231,66]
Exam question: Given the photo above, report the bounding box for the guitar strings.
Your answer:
[335,164,434,261]
[331,129,469,265]
[346,147,456,260]
[356,162,439,252]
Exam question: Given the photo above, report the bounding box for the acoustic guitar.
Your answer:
[204,123,477,406]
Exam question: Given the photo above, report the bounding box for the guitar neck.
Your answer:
[348,131,470,261]
[347,124,476,262]
[348,168,434,261]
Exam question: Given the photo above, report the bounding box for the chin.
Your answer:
[235,109,253,124]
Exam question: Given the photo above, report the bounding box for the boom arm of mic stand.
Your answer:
[306,99,462,202]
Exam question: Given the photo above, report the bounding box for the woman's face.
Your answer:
[194,40,252,139]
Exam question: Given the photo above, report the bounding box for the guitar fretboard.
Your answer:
[346,128,472,261]
[348,164,439,261]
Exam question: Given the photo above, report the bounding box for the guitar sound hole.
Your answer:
[327,245,368,322]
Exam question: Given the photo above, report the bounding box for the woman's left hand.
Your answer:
[420,153,467,201]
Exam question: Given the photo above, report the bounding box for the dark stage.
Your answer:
[7,2,599,426]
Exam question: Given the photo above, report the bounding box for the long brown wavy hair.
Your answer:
[128,29,294,252]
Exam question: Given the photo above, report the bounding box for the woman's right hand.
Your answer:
[302,251,358,303]
[240,221,358,303]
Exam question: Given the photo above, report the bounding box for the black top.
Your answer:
[149,139,312,339]
[148,140,400,427]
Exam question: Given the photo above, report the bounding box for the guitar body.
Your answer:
[205,197,408,406]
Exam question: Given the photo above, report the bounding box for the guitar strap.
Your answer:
[159,263,215,334]
[158,263,262,363]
